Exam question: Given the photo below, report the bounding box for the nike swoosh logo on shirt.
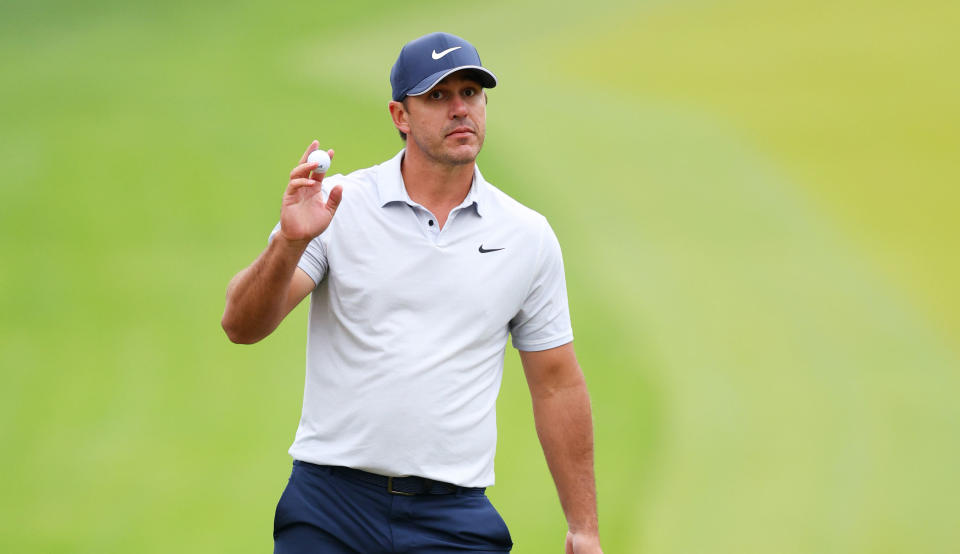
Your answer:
[432,47,462,60]
[479,245,505,253]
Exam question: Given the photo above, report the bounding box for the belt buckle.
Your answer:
[387,476,416,496]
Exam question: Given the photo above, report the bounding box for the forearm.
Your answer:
[531,377,599,536]
[221,234,309,344]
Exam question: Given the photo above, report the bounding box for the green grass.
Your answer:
[2,0,957,552]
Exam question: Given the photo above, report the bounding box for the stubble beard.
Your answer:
[411,127,485,167]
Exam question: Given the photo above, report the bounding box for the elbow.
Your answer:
[221,315,262,345]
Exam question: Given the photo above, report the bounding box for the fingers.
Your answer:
[286,177,320,192]
[299,140,319,164]
[290,161,320,180]
[325,184,343,214]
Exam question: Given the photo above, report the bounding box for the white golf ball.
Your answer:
[307,149,331,174]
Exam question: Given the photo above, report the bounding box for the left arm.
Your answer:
[519,342,602,554]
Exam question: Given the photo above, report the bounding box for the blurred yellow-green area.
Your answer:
[2,0,958,552]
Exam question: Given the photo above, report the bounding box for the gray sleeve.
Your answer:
[268,222,328,286]
[509,217,574,351]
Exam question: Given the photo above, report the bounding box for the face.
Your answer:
[390,72,487,166]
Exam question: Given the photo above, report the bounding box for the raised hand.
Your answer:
[279,140,343,244]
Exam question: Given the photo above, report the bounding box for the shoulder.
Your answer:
[481,179,554,238]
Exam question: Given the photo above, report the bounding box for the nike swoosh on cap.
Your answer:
[432,46,462,60]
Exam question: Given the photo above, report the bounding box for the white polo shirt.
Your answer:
[270,149,573,487]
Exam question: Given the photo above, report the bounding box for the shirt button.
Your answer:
[428,220,434,226]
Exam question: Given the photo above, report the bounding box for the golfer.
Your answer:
[222,32,601,553]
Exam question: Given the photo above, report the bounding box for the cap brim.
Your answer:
[406,65,498,97]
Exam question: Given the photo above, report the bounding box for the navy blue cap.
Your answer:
[390,32,497,102]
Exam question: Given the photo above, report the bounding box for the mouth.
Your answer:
[445,126,476,139]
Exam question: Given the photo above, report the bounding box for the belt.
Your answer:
[297,461,485,496]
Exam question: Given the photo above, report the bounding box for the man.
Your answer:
[222,32,601,553]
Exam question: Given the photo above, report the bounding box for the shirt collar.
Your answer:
[377,149,487,217]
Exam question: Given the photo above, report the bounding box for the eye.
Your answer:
[430,90,443,100]
[463,88,476,97]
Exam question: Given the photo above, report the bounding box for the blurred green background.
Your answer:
[2,0,958,551]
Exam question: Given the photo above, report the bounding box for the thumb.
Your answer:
[325,184,343,214]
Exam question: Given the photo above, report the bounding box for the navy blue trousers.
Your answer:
[274,461,513,553]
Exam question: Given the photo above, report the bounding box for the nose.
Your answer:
[449,94,468,119]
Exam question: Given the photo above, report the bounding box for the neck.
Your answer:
[400,144,476,223]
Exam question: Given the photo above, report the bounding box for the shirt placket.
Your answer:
[410,205,441,243]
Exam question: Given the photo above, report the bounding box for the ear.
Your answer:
[388,100,410,136]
